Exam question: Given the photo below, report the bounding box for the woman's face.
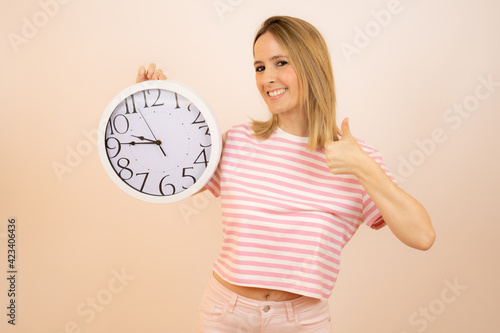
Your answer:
[253,32,301,117]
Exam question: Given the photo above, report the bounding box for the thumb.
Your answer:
[340,117,353,139]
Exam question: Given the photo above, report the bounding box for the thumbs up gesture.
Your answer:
[325,118,370,177]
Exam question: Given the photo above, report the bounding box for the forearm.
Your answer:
[356,155,436,250]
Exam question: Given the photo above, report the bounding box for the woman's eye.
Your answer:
[277,61,288,67]
[255,66,265,72]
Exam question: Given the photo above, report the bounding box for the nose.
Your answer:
[263,68,277,84]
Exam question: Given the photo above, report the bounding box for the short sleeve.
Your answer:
[360,143,398,230]
[204,131,227,198]
[205,164,221,198]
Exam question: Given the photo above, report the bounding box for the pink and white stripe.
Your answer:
[205,123,395,300]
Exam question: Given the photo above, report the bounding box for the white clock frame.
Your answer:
[97,79,222,204]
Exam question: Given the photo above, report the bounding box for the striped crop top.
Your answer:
[205,123,396,300]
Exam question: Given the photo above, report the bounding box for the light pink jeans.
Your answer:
[195,274,333,332]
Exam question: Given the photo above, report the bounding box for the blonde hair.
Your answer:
[251,16,339,150]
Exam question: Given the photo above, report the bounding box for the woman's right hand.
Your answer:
[136,63,167,83]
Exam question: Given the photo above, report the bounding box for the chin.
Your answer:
[266,104,291,115]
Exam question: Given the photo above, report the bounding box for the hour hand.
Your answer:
[121,141,160,146]
[132,135,157,143]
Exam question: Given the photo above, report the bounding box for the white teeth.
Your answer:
[268,88,287,97]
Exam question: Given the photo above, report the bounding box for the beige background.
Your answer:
[1,0,499,332]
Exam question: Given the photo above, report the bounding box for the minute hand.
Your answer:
[137,110,167,157]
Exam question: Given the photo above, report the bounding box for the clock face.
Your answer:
[98,80,221,203]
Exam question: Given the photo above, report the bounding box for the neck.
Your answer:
[277,112,308,137]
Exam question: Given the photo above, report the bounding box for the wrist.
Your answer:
[355,153,380,182]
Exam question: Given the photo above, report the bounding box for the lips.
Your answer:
[267,88,287,97]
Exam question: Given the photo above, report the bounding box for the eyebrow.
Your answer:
[254,55,289,66]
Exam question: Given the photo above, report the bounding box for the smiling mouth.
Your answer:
[268,88,287,97]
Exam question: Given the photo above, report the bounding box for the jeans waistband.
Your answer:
[207,273,324,316]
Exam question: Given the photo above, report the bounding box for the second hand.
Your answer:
[137,110,167,157]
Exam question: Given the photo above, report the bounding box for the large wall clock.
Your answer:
[97,80,222,203]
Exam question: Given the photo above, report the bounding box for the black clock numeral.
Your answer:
[105,137,121,158]
[108,114,130,135]
[136,172,150,192]
[124,95,138,114]
[173,92,180,109]
[153,89,164,107]
[107,118,114,135]
[117,158,133,180]
[188,104,210,135]
[141,89,164,109]
[142,90,150,108]
[191,110,206,125]
[159,175,176,196]
[193,147,209,168]
[182,167,197,190]
[199,125,210,136]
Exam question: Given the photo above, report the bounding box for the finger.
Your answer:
[147,63,156,79]
[152,68,164,80]
[136,66,146,83]
[340,117,353,139]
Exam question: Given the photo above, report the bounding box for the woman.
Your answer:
[137,15,435,333]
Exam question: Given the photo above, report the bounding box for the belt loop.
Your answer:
[285,302,294,322]
[227,293,238,313]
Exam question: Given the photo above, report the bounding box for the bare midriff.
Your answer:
[213,271,305,302]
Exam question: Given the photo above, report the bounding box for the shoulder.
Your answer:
[225,122,255,140]
[354,137,394,180]
[221,123,255,146]
[228,122,253,133]
[354,137,382,157]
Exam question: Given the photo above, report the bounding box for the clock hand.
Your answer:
[131,135,158,143]
[121,141,162,146]
[137,110,167,157]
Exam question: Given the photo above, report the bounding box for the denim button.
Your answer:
[263,305,270,312]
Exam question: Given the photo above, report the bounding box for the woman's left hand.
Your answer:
[326,118,435,250]
[324,117,370,177]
